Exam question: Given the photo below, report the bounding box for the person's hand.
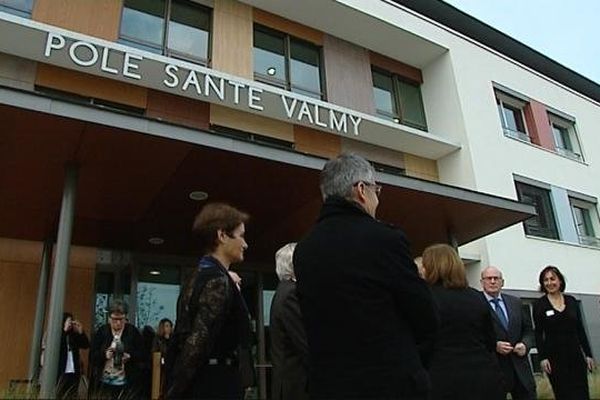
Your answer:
[228,271,242,291]
[586,357,595,372]
[541,359,552,374]
[71,320,83,334]
[105,348,114,360]
[496,341,514,355]
[123,353,131,363]
[513,342,527,357]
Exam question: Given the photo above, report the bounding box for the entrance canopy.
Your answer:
[0,101,535,262]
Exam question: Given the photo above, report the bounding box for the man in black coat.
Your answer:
[270,242,308,400]
[481,266,537,400]
[294,153,439,399]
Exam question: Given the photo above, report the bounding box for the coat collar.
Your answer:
[318,196,372,222]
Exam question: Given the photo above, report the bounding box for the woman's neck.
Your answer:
[209,252,230,270]
[547,292,563,300]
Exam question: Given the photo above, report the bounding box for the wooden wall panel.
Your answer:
[323,35,375,114]
[341,139,405,170]
[210,104,294,142]
[294,125,340,159]
[212,0,253,78]
[0,54,37,91]
[253,9,323,45]
[523,100,555,150]
[36,64,147,109]
[404,154,439,181]
[146,90,210,130]
[370,51,423,84]
[0,238,97,389]
[32,0,122,41]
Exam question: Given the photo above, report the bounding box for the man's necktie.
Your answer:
[491,297,508,329]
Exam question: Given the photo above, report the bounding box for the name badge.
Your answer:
[546,310,555,317]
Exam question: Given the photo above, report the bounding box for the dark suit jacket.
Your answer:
[294,197,439,399]
[426,285,504,400]
[58,330,90,379]
[484,292,536,397]
[270,279,308,400]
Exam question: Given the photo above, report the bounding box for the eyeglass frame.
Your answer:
[353,180,382,197]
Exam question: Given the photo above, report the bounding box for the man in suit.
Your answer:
[270,242,308,400]
[481,266,537,400]
[294,153,439,399]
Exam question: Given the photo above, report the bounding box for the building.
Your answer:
[0,0,597,396]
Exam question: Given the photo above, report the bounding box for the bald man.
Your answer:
[481,266,536,400]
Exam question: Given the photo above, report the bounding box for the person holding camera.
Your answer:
[50,312,90,399]
[90,300,143,399]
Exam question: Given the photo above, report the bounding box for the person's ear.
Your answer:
[217,229,228,244]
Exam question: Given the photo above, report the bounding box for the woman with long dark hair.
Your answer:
[533,265,595,400]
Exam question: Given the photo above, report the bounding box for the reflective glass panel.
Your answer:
[0,0,33,16]
[372,71,395,117]
[120,0,166,49]
[398,80,427,130]
[168,1,210,60]
[290,40,321,95]
[254,29,286,82]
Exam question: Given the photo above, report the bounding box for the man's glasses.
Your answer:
[354,181,382,197]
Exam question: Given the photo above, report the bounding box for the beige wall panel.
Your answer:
[323,35,375,114]
[0,54,37,91]
[210,104,294,142]
[370,51,423,84]
[404,154,439,181]
[0,238,96,388]
[36,64,148,109]
[294,126,340,159]
[253,9,323,45]
[32,0,122,41]
[212,0,253,78]
[341,139,405,170]
[0,260,39,388]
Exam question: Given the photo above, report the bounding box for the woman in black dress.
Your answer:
[421,244,504,400]
[533,265,595,400]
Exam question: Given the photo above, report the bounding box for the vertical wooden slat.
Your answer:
[212,0,253,78]
[152,352,161,400]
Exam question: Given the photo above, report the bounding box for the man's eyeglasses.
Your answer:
[354,181,382,197]
[482,276,503,282]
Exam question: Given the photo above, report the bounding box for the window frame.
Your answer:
[569,198,600,247]
[253,24,325,100]
[515,181,560,240]
[496,90,530,142]
[0,0,33,17]
[371,66,428,131]
[119,0,212,66]
[548,113,583,161]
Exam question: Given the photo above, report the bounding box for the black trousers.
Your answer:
[506,369,536,400]
[188,364,243,399]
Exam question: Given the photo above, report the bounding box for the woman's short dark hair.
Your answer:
[157,318,173,337]
[192,203,249,253]
[108,299,129,315]
[538,265,566,293]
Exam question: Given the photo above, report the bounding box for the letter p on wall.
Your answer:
[44,32,65,57]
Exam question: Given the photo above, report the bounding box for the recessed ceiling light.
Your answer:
[149,270,161,276]
[189,191,208,201]
[148,237,164,245]
[266,67,277,76]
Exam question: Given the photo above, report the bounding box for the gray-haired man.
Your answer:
[294,153,439,399]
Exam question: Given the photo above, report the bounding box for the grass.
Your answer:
[534,371,600,399]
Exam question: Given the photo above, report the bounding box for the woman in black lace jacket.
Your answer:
[167,203,253,399]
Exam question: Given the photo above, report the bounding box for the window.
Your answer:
[548,113,583,161]
[253,25,324,99]
[0,0,33,17]
[515,182,559,240]
[119,0,211,64]
[496,91,530,142]
[570,198,600,247]
[372,68,427,130]
[520,300,542,374]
